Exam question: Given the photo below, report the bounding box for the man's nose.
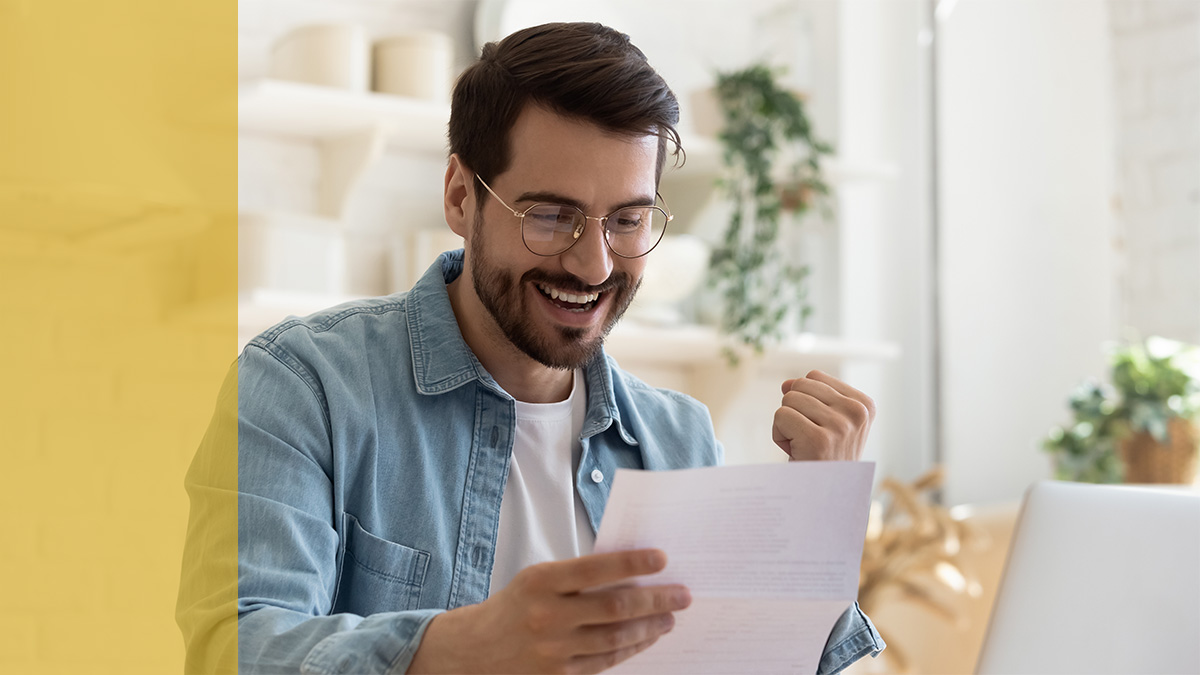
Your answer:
[559,217,614,287]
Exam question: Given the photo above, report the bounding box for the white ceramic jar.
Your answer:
[269,24,370,92]
[626,234,711,325]
[372,31,454,102]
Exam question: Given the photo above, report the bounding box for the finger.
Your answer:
[574,584,691,624]
[539,549,668,594]
[785,379,871,429]
[772,406,828,453]
[781,390,847,430]
[573,613,675,656]
[803,370,876,422]
[568,634,664,674]
[784,375,845,408]
[774,436,792,457]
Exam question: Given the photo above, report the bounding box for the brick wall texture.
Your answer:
[0,238,235,674]
[1109,0,1200,342]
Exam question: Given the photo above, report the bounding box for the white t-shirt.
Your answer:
[489,370,596,594]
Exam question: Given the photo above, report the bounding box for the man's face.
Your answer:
[464,106,657,370]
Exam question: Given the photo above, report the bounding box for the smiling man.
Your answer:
[180,21,883,675]
[446,106,656,403]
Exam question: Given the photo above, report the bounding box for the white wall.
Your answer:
[1108,0,1200,344]
[938,0,1118,505]
[838,0,939,487]
[837,2,889,477]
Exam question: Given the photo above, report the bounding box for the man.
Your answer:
[180,22,883,674]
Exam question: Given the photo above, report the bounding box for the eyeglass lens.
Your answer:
[522,204,668,257]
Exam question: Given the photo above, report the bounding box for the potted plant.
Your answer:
[707,64,833,360]
[1043,337,1200,484]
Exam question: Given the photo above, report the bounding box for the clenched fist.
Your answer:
[772,370,876,462]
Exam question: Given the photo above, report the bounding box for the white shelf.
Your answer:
[824,156,901,183]
[236,289,898,368]
[237,79,895,215]
[238,288,362,331]
[235,79,901,365]
[605,321,899,371]
[238,79,450,154]
[238,79,454,217]
[664,136,898,185]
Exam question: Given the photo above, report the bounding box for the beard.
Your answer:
[469,217,640,371]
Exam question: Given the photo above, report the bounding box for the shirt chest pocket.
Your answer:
[334,512,431,616]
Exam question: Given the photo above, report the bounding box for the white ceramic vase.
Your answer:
[270,24,370,92]
[626,234,711,326]
[373,32,454,102]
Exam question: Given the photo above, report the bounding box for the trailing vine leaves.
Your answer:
[709,64,833,362]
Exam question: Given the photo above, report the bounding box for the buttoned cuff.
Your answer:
[817,601,886,675]
[299,609,443,674]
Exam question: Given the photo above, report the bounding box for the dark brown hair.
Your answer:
[449,22,682,202]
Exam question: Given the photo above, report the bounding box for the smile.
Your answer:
[536,283,600,312]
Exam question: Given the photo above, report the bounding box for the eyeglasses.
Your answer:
[476,174,672,259]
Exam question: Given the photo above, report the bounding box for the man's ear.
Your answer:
[444,154,472,239]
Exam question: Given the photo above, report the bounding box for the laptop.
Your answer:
[975,480,1200,675]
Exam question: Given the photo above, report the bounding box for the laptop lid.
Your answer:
[975,480,1200,675]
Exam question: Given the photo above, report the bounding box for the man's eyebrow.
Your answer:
[514,190,658,212]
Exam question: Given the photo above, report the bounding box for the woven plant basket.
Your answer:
[1120,417,1199,484]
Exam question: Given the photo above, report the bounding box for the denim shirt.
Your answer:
[227,250,883,674]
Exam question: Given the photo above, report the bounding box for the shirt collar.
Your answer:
[406,249,500,397]
[581,351,639,446]
[406,249,638,447]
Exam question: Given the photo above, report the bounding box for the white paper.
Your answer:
[593,461,875,674]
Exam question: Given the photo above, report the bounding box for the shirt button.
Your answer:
[591,469,604,483]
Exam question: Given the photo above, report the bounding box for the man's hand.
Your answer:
[772,370,876,462]
[408,549,690,674]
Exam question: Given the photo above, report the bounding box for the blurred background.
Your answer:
[235,1,1199,670]
[5,1,1191,673]
[237,0,1197,498]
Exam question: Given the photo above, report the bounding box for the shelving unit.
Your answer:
[238,288,361,331]
[238,79,450,153]
[235,77,900,396]
[239,79,448,217]
[235,3,905,468]
[666,136,899,185]
[607,322,900,371]
[237,78,899,217]
[235,289,898,370]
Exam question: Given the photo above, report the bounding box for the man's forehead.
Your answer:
[504,106,659,188]
[511,105,656,147]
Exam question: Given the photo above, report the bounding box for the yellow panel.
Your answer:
[0,1,237,672]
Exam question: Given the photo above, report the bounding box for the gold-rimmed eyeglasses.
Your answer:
[476,174,672,259]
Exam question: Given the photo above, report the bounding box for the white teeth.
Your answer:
[538,283,599,305]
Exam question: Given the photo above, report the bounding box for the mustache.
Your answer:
[521,270,635,295]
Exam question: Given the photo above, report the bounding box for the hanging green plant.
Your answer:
[709,63,833,362]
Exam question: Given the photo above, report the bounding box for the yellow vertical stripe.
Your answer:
[0,1,237,673]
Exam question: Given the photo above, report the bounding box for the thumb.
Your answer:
[772,422,793,457]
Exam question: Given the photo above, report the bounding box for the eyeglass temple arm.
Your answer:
[476,174,523,217]
[481,173,674,225]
